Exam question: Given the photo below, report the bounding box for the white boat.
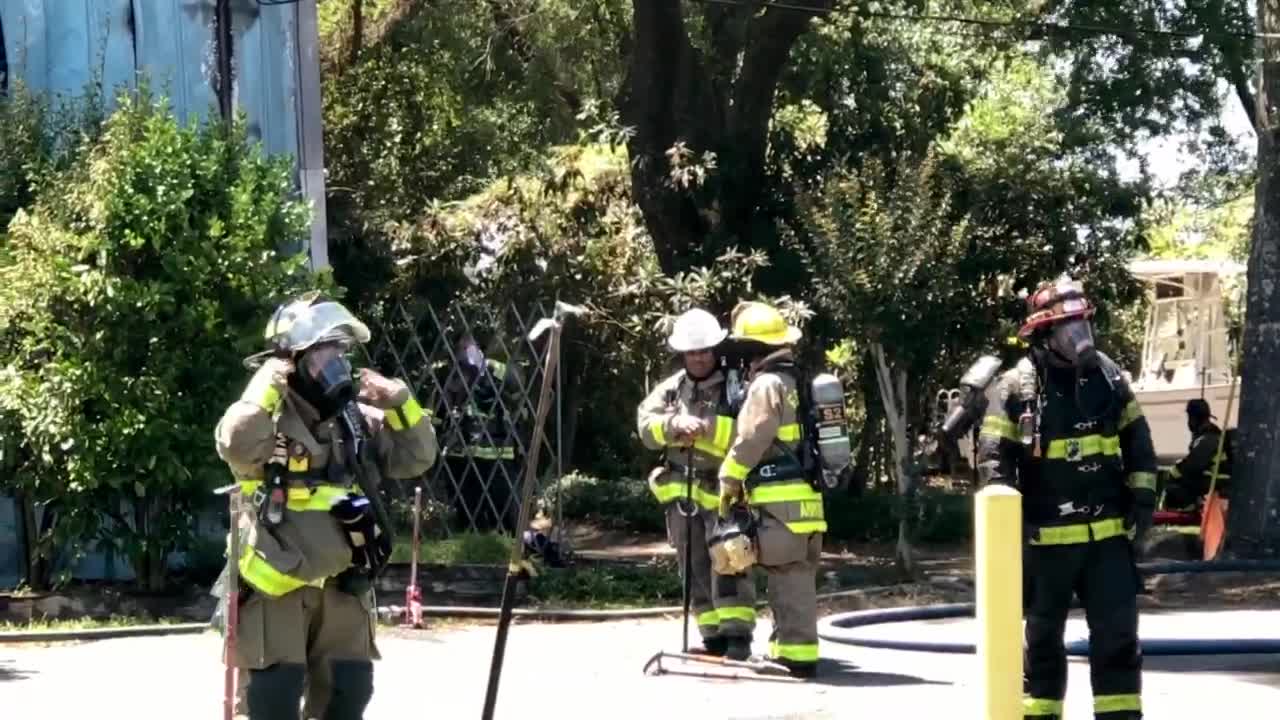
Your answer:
[1127,259,1244,464]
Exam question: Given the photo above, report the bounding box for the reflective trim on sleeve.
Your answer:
[721,457,751,481]
[980,415,1020,442]
[387,395,425,431]
[1127,472,1157,492]
[1119,399,1144,429]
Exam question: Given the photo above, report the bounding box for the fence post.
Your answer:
[975,483,1022,719]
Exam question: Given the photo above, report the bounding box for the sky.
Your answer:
[1120,79,1257,191]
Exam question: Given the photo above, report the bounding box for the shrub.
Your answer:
[0,86,323,590]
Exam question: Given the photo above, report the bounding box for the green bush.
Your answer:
[391,532,514,565]
[0,86,323,590]
[824,490,972,545]
[528,562,682,608]
[541,471,666,534]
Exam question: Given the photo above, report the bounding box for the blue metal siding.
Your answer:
[0,0,307,589]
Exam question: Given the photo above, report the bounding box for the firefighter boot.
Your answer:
[725,636,752,662]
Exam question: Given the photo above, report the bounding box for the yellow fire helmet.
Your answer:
[729,301,802,346]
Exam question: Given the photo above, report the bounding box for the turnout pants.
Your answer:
[233,580,380,720]
[666,504,757,642]
[1024,534,1143,719]
[755,512,821,669]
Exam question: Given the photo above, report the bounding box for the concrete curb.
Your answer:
[0,578,970,643]
[0,622,211,644]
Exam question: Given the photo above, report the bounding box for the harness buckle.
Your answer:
[759,464,778,479]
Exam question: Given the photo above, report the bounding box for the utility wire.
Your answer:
[683,0,1280,43]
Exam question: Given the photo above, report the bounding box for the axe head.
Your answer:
[527,302,587,342]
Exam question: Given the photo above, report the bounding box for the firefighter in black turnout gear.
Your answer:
[977,278,1157,720]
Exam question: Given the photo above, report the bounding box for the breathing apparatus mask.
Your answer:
[293,342,356,418]
[1044,317,1098,371]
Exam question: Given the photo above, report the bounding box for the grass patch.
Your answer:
[0,615,187,632]
[391,532,514,565]
[527,563,683,609]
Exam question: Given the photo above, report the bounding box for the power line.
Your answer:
[683,0,1280,43]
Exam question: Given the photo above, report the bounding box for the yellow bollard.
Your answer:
[975,483,1023,720]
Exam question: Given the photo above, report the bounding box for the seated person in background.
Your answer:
[1162,398,1232,510]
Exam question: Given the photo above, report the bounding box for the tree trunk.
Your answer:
[349,0,364,68]
[619,0,830,275]
[13,488,44,590]
[872,342,916,577]
[1227,0,1280,558]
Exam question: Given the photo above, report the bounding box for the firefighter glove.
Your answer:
[719,479,745,518]
[670,414,707,445]
[356,368,409,409]
[331,494,392,571]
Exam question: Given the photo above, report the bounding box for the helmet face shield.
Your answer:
[270,301,371,354]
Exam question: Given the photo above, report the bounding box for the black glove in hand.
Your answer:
[1126,504,1153,548]
[331,493,384,571]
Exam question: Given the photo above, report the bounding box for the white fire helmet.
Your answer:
[667,308,728,353]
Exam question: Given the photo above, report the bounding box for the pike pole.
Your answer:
[480,301,584,720]
[403,485,424,628]
[221,486,241,720]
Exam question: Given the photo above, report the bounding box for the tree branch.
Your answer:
[488,0,582,114]
[722,0,832,227]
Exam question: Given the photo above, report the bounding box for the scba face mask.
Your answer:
[1047,318,1098,370]
[300,343,356,408]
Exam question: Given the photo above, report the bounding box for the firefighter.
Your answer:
[1162,398,1232,509]
[436,334,525,533]
[215,292,437,720]
[636,308,757,660]
[977,277,1156,719]
[717,301,825,679]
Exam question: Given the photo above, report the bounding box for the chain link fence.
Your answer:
[360,300,565,540]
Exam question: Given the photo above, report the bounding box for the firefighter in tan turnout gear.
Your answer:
[215,292,437,720]
[636,308,757,659]
[718,301,827,679]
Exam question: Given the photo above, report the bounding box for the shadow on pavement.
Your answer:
[1140,652,1280,688]
[0,661,35,682]
[813,657,951,688]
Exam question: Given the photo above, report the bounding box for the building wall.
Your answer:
[0,0,312,588]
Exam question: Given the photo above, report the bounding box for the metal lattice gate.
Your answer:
[360,300,564,539]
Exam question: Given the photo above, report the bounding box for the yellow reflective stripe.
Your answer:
[749,482,822,504]
[238,545,325,597]
[769,641,819,663]
[696,609,720,627]
[714,416,733,453]
[786,520,828,534]
[1045,434,1120,459]
[387,395,425,431]
[650,482,721,511]
[721,457,751,481]
[777,423,801,442]
[1094,694,1141,713]
[1168,466,1182,479]
[1030,517,1128,546]
[980,415,1020,442]
[717,606,757,623]
[649,419,668,446]
[1023,697,1064,715]
[693,438,727,458]
[1119,399,1144,429]
[237,481,352,512]
[241,373,282,414]
[1128,471,1157,492]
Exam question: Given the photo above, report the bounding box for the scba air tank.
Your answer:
[810,373,851,485]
